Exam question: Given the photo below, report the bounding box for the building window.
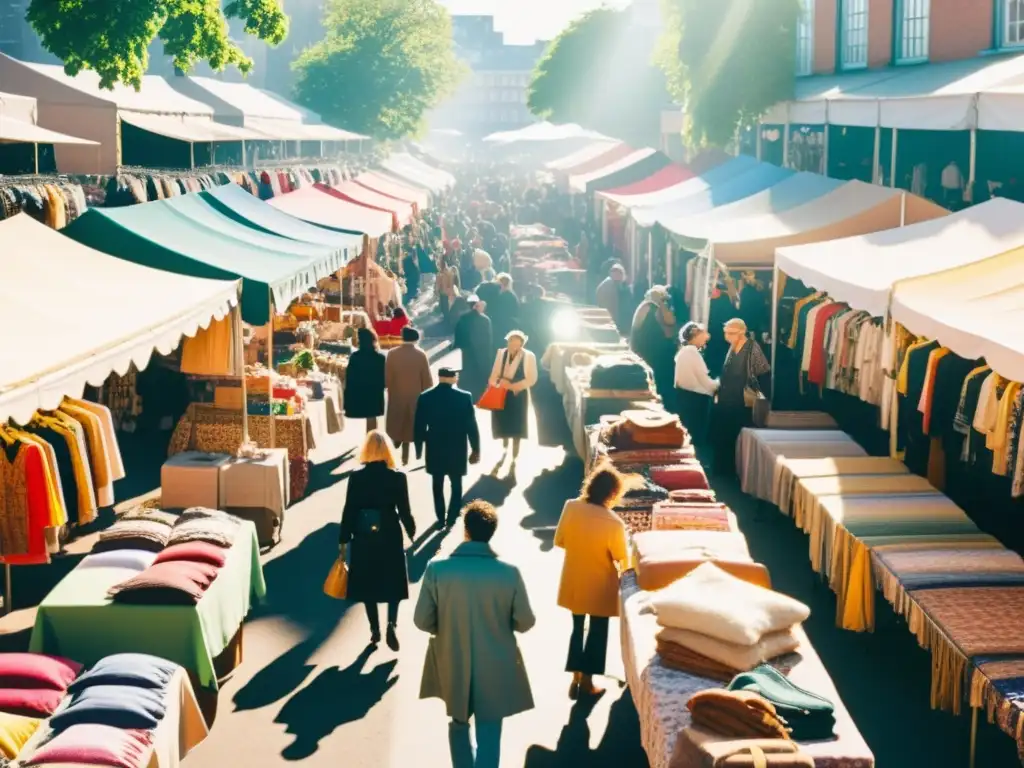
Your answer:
[1005,0,1024,46]
[795,0,814,76]
[839,0,868,69]
[896,0,930,62]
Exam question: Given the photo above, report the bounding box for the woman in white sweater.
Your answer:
[674,322,718,455]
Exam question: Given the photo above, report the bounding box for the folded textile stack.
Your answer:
[168,507,243,548]
[633,530,768,591]
[589,356,652,392]
[93,515,175,554]
[728,665,836,741]
[687,689,791,739]
[650,462,709,491]
[651,501,734,532]
[641,563,809,680]
[600,410,688,451]
[614,477,670,536]
[670,489,718,503]
[108,561,220,606]
[0,654,80,723]
[592,445,697,472]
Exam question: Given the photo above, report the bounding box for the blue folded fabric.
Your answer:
[68,654,179,694]
[50,684,168,731]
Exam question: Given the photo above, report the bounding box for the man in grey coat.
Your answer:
[413,501,536,768]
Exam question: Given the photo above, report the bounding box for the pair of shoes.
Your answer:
[386,624,400,652]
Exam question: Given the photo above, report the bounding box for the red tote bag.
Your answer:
[476,385,507,411]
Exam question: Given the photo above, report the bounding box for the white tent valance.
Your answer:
[0,115,98,145]
[120,113,265,142]
[891,246,1024,382]
[0,215,240,425]
[569,148,656,194]
[775,197,1024,317]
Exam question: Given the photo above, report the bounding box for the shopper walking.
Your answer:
[339,431,416,651]
[711,318,771,477]
[414,501,536,768]
[488,330,538,470]
[674,321,718,457]
[454,295,493,403]
[344,327,386,432]
[414,367,481,527]
[553,463,630,699]
[487,273,520,347]
[385,326,434,465]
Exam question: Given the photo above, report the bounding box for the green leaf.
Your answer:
[527,8,672,147]
[292,0,464,141]
[659,0,800,148]
[27,0,289,90]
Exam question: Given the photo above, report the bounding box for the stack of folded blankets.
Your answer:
[632,531,768,591]
[613,476,669,536]
[20,654,184,768]
[589,355,652,393]
[0,653,83,762]
[640,563,810,682]
[93,510,179,554]
[651,495,735,532]
[600,410,687,452]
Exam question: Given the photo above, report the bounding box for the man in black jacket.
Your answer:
[414,367,481,527]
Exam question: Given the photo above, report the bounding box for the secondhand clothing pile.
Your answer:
[641,563,810,682]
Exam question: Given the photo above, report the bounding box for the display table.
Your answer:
[323,380,344,432]
[168,403,316,461]
[563,370,659,460]
[29,523,267,689]
[762,411,839,430]
[540,341,629,396]
[773,457,909,516]
[16,668,208,768]
[161,452,230,510]
[221,448,289,546]
[619,571,873,768]
[736,429,868,502]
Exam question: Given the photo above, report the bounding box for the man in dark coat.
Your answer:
[453,296,493,403]
[414,368,481,527]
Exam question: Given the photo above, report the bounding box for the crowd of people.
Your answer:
[330,162,775,767]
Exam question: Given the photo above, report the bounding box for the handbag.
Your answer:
[323,557,348,599]
[742,343,770,428]
[476,384,507,411]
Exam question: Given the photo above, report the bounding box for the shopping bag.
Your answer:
[323,557,348,599]
[476,385,507,411]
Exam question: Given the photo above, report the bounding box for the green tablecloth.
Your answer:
[29,523,267,689]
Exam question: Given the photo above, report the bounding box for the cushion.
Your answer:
[23,724,151,767]
[79,551,157,573]
[633,531,768,591]
[651,502,736,533]
[122,509,179,528]
[668,489,718,504]
[657,626,801,671]
[650,463,709,492]
[0,688,65,717]
[0,712,42,759]
[642,563,810,645]
[109,561,219,606]
[68,655,178,695]
[95,520,172,553]
[0,654,82,691]
[50,686,167,732]
[168,512,240,549]
[153,542,227,568]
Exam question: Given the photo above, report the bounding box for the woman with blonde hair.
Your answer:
[340,430,416,650]
[554,462,630,699]
[488,329,538,470]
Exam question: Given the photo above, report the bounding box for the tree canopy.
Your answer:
[658,0,800,147]
[26,0,289,90]
[292,0,463,141]
[527,8,672,147]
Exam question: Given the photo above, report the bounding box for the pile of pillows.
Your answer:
[640,563,810,682]
[20,653,181,768]
[0,653,83,763]
[86,508,242,606]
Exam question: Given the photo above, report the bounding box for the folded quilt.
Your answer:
[688,689,791,740]
[656,640,738,683]
[657,626,800,671]
[94,520,172,553]
[109,561,220,605]
[642,563,810,645]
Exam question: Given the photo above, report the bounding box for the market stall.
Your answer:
[355,170,431,211]
[320,180,412,230]
[568,147,662,194]
[379,152,454,193]
[268,186,393,238]
[544,140,622,172]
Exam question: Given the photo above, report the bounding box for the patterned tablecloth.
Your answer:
[619,571,874,768]
[168,403,316,461]
[736,429,868,502]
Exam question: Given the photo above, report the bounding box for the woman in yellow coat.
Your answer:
[554,462,630,699]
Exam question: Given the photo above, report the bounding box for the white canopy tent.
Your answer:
[775,197,1024,317]
[890,246,1024,383]
[483,121,610,144]
[545,141,621,171]
[568,147,657,194]
[0,215,241,425]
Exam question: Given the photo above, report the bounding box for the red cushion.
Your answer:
[668,489,718,504]
[0,687,66,716]
[650,463,709,491]
[0,653,82,691]
[153,542,227,568]
[109,561,220,606]
[24,723,151,767]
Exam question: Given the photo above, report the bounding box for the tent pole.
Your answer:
[267,288,276,450]
[890,128,899,188]
[234,303,250,446]
[770,263,779,408]
[969,128,977,200]
[33,142,39,174]
[872,126,881,184]
[755,125,763,161]
[900,191,906,227]
[242,139,247,168]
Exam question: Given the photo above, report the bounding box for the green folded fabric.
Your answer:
[727,665,836,741]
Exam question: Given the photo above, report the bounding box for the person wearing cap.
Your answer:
[712,317,771,477]
[415,367,482,527]
[674,321,718,455]
[454,295,493,403]
[488,329,538,472]
[385,325,435,465]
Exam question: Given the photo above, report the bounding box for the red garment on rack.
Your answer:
[1,441,53,565]
[808,303,845,386]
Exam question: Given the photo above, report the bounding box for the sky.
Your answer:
[439,0,631,44]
